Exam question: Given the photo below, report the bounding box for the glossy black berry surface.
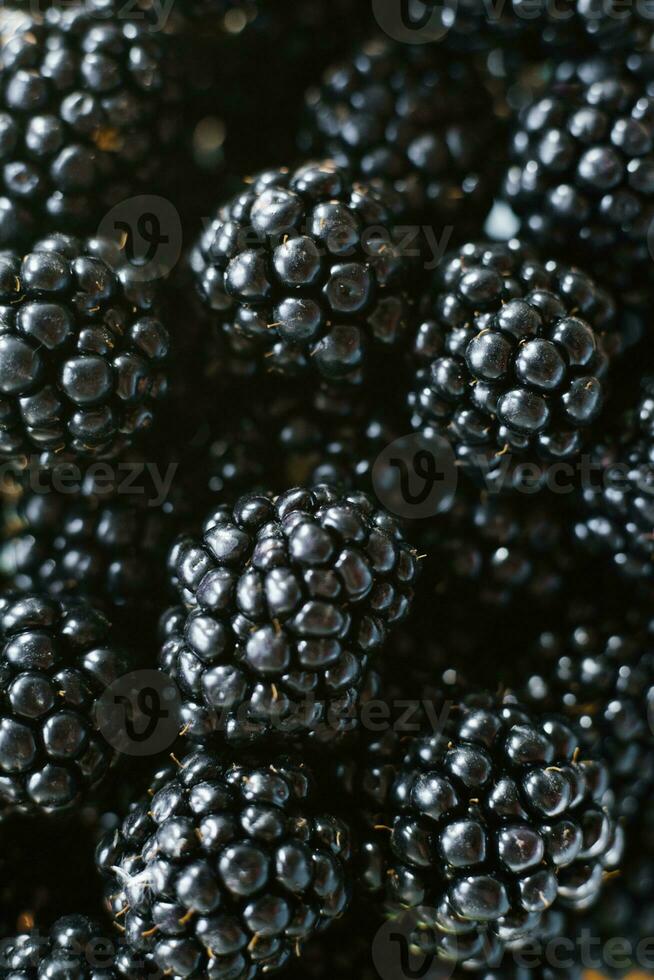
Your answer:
[504,63,654,291]
[0,593,125,814]
[352,694,620,968]
[302,37,501,230]
[0,0,179,244]
[164,485,418,743]
[97,748,351,979]
[0,234,169,461]
[409,241,615,471]
[190,160,411,384]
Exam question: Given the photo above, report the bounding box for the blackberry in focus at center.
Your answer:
[164,485,418,743]
[97,748,352,979]
[190,159,411,384]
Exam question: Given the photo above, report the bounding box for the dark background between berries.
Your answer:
[0,0,652,979]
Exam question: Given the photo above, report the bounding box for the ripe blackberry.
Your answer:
[504,63,654,292]
[163,485,418,743]
[302,38,501,230]
[0,593,125,814]
[521,596,654,820]
[574,376,654,584]
[190,160,411,384]
[0,234,169,461]
[96,747,352,979]
[0,914,160,978]
[0,0,179,244]
[354,693,620,969]
[408,240,615,472]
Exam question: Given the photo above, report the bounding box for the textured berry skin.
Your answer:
[352,694,620,969]
[190,160,411,384]
[0,914,160,978]
[97,748,351,979]
[504,64,654,291]
[408,241,615,471]
[522,597,654,821]
[0,234,169,461]
[163,485,418,743]
[0,0,179,244]
[302,38,501,230]
[0,593,125,815]
[574,377,654,584]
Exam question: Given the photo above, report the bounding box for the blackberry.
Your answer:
[0,234,169,462]
[521,596,654,820]
[190,160,411,384]
[0,593,125,814]
[504,63,654,292]
[353,693,620,969]
[163,485,418,743]
[0,914,160,978]
[301,37,502,230]
[408,240,615,473]
[96,747,352,979]
[574,376,654,584]
[0,0,179,244]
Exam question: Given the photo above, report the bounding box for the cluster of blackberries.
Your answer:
[0,1,653,979]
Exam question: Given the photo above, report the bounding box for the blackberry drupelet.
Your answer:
[190,160,411,384]
[0,914,160,978]
[408,240,615,472]
[574,376,654,584]
[302,37,501,230]
[96,747,352,979]
[504,63,654,292]
[163,485,418,743]
[0,593,125,814]
[0,0,179,243]
[521,596,654,820]
[0,234,169,461]
[353,693,619,969]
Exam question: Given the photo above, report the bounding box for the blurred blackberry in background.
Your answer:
[190,160,411,385]
[164,485,418,743]
[0,0,180,245]
[408,240,616,476]
[504,63,654,296]
[574,376,654,586]
[97,748,352,979]
[0,593,125,815]
[349,692,620,969]
[521,593,654,820]
[0,234,169,462]
[302,37,504,232]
